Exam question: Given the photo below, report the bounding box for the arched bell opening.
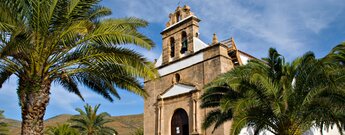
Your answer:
[170,37,175,58]
[180,31,188,54]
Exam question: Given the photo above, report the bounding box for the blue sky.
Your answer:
[0,0,345,120]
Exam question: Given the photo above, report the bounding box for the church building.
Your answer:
[144,5,254,135]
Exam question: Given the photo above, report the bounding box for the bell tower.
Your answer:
[161,5,201,65]
[144,5,255,135]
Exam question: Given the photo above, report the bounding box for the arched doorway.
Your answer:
[171,108,189,135]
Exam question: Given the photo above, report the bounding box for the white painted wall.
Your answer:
[193,37,208,52]
[155,55,163,67]
[160,84,195,99]
[238,126,343,135]
[162,15,198,31]
[158,52,204,76]
[239,53,250,65]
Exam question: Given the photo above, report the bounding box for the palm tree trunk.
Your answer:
[18,78,51,135]
[277,121,303,135]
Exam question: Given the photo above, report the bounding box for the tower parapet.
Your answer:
[161,5,201,65]
[166,5,194,27]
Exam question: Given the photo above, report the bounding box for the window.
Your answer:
[170,37,175,58]
[180,32,188,54]
[174,73,180,83]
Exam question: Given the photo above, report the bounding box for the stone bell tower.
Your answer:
[161,5,200,65]
[144,5,255,135]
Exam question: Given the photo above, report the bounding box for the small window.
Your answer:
[181,32,188,54]
[174,74,180,83]
[170,37,175,58]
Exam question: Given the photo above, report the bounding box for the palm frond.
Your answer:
[201,45,345,135]
[54,75,84,101]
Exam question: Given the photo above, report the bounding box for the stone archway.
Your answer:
[171,108,189,135]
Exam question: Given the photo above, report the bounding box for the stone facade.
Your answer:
[144,5,253,135]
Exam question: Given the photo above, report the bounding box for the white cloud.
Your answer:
[48,85,82,113]
[47,84,103,115]
[193,0,344,59]
[103,0,345,60]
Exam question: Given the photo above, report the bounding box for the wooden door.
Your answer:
[171,109,189,135]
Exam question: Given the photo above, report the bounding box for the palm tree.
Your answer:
[0,0,156,134]
[325,42,345,65]
[201,48,345,135]
[45,124,79,135]
[69,104,117,135]
[0,110,8,135]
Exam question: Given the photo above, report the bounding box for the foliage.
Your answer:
[0,110,8,135]
[201,47,345,135]
[326,42,345,65]
[69,104,117,135]
[131,127,144,135]
[45,124,79,135]
[0,0,156,133]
